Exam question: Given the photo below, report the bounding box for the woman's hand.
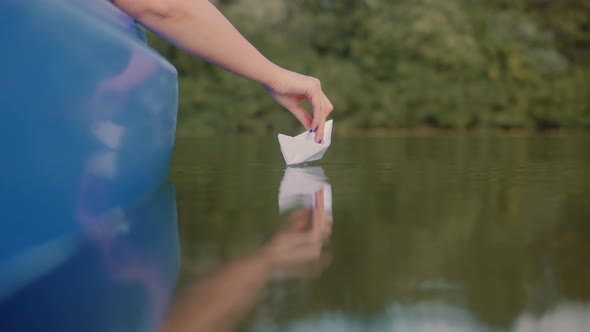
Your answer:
[113,0,333,141]
[258,190,332,280]
[265,69,334,143]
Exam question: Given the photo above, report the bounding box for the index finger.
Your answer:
[312,190,325,240]
[315,93,334,143]
[308,92,327,143]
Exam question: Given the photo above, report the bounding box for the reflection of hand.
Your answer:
[160,191,333,332]
[258,191,332,280]
[264,69,334,143]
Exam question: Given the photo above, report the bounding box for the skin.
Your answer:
[159,191,332,332]
[112,0,333,143]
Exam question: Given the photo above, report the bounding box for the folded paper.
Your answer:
[278,120,333,166]
[278,166,332,219]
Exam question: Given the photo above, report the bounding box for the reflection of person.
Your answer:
[112,0,333,143]
[160,191,331,332]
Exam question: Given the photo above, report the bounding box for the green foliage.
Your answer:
[148,0,590,133]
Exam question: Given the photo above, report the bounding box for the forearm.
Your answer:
[113,0,282,86]
[160,252,270,332]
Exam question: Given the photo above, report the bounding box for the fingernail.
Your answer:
[318,139,323,144]
[313,126,318,133]
[309,129,313,133]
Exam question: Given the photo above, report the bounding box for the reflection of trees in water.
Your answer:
[255,137,590,328]
[171,136,590,330]
[554,221,590,301]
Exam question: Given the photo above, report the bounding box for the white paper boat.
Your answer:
[278,166,332,218]
[278,120,333,166]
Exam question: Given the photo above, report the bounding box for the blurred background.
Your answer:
[148,0,590,135]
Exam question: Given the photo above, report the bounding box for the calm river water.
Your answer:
[167,134,590,332]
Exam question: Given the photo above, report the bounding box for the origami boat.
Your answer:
[278,120,333,165]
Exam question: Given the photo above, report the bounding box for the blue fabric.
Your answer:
[0,0,178,302]
[0,185,180,332]
[136,23,148,43]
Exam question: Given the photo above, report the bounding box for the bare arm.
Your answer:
[159,230,327,332]
[113,0,279,86]
[159,253,270,332]
[112,0,333,142]
[160,196,331,332]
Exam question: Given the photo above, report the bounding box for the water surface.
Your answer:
[169,134,590,332]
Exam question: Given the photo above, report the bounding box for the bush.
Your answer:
[148,0,590,133]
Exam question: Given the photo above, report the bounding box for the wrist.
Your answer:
[259,63,286,90]
[247,247,274,280]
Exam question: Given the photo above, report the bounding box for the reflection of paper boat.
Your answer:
[278,120,333,166]
[278,166,332,217]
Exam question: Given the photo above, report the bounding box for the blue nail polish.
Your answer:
[309,129,313,133]
[318,139,323,144]
[313,126,318,133]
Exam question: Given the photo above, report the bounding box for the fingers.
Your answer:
[308,92,325,143]
[314,190,325,215]
[275,251,331,280]
[285,244,322,262]
[288,104,313,130]
[267,232,322,270]
[325,94,334,116]
[312,190,325,241]
[315,116,326,144]
[318,93,334,141]
[277,232,319,248]
[307,83,333,143]
[285,208,312,232]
